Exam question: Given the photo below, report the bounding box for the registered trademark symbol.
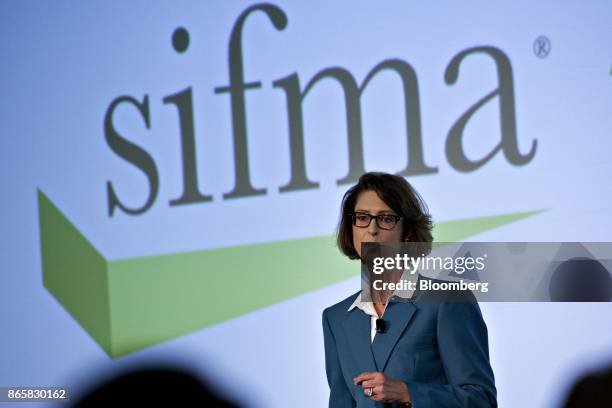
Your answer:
[533,35,551,58]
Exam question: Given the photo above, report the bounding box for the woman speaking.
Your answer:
[322,172,497,407]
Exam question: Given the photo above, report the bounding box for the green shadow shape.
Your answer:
[38,189,543,357]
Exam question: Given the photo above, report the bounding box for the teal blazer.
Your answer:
[322,289,497,407]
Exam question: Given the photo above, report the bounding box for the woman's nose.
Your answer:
[367,219,379,235]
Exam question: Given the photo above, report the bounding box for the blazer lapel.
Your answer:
[371,301,417,372]
[343,308,379,372]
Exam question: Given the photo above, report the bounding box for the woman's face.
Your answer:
[352,190,405,258]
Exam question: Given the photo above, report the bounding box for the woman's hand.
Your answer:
[353,371,411,404]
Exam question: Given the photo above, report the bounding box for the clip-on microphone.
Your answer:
[375,318,386,333]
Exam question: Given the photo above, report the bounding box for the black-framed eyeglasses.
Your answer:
[351,212,402,230]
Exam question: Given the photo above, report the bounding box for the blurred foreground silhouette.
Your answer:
[69,366,241,407]
[562,364,612,408]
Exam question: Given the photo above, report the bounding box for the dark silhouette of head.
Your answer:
[563,365,612,407]
[70,366,241,407]
[549,257,612,302]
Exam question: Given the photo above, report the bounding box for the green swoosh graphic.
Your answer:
[37,190,544,358]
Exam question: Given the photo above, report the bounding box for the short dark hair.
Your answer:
[336,172,433,259]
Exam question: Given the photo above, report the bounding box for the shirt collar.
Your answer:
[347,292,378,317]
[347,269,417,314]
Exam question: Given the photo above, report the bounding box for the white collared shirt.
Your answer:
[347,270,417,342]
[347,297,380,343]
